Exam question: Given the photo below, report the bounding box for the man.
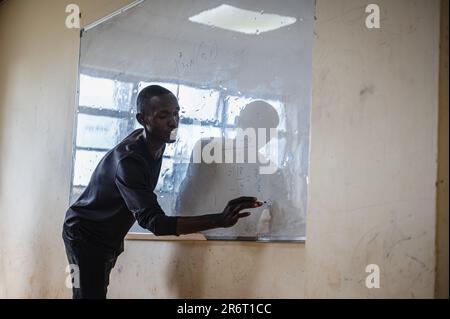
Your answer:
[62,85,261,299]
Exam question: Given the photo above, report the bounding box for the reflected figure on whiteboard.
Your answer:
[176,100,298,239]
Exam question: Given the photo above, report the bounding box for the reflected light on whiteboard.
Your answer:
[188,4,297,35]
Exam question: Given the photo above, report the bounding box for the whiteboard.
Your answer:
[71,0,313,241]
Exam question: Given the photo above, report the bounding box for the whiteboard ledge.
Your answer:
[125,232,305,243]
[125,232,207,241]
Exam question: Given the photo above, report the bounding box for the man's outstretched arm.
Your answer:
[176,196,262,235]
[115,157,261,236]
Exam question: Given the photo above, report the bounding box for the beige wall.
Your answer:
[0,0,136,298]
[0,0,442,298]
[436,0,449,299]
[304,0,441,298]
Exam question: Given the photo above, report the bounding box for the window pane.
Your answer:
[225,95,254,126]
[172,123,222,162]
[70,185,85,205]
[178,85,220,122]
[163,141,177,158]
[155,157,174,192]
[76,114,129,149]
[73,150,107,186]
[79,74,133,111]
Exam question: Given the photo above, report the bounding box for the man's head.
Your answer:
[136,85,179,143]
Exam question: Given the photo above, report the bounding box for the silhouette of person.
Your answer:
[176,100,283,239]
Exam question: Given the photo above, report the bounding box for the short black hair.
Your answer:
[136,85,174,114]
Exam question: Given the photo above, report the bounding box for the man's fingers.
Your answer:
[237,212,251,218]
[229,212,251,226]
[231,201,262,214]
[228,196,257,206]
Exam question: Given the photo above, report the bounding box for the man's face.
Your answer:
[137,93,180,143]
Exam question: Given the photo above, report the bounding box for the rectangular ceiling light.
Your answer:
[188,4,297,35]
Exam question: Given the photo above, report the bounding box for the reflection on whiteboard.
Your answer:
[73,0,313,241]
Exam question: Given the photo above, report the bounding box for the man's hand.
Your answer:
[175,196,263,235]
[216,196,262,228]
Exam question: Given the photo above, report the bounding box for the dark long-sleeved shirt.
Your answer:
[63,128,178,253]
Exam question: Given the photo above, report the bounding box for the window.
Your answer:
[71,74,285,207]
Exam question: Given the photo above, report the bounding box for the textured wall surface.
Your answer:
[0,0,442,298]
[305,0,440,298]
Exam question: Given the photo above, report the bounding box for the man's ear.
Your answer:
[136,113,144,126]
